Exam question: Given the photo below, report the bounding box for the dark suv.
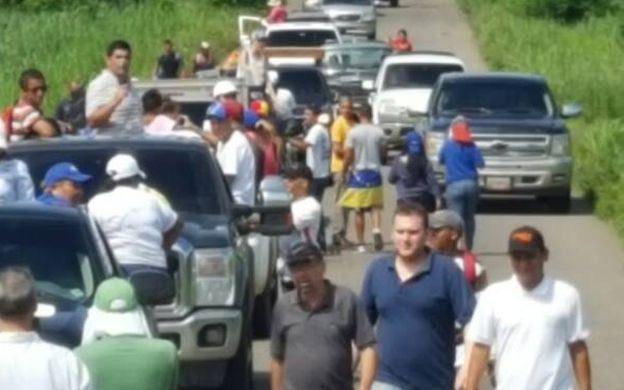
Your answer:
[423,72,582,211]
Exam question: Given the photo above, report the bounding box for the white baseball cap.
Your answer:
[200,41,210,49]
[106,154,146,182]
[318,113,331,125]
[213,80,238,98]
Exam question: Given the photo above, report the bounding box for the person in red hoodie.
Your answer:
[388,29,413,52]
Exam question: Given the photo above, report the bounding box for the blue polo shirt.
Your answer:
[361,252,476,390]
[37,193,70,207]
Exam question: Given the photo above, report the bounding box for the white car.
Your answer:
[365,51,465,149]
[239,17,342,49]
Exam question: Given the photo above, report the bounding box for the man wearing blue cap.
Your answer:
[388,130,440,212]
[38,162,92,206]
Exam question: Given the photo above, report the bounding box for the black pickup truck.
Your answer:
[9,135,290,389]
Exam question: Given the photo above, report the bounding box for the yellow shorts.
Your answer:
[339,186,384,209]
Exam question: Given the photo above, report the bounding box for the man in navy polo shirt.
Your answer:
[361,202,476,390]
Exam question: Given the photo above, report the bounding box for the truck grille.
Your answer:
[474,134,550,158]
[335,14,360,22]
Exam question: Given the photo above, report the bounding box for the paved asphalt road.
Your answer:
[252,0,624,388]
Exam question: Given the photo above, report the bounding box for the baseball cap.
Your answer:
[94,277,138,312]
[286,242,323,267]
[201,41,211,49]
[318,113,331,126]
[206,101,244,122]
[106,154,146,182]
[283,164,313,182]
[213,80,237,98]
[243,109,260,129]
[429,209,464,234]
[508,226,546,255]
[41,162,92,187]
[406,130,423,154]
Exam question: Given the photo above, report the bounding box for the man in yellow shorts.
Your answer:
[339,104,385,253]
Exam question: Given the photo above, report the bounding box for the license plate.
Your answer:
[486,177,512,191]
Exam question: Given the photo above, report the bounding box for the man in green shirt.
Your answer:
[75,278,178,390]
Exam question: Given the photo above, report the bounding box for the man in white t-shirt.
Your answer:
[0,267,92,390]
[207,101,256,206]
[277,164,322,289]
[266,70,296,135]
[465,226,591,390]
[88,154,183,275]
[86,40,143,135]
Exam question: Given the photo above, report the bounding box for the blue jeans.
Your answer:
[445,179,479,250]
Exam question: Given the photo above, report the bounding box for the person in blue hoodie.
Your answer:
[388,130,440,212]
[38,162,92,207]
[439,116,484,250]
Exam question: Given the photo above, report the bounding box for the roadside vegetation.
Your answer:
[459,0,624,234]
[0,0,259,111]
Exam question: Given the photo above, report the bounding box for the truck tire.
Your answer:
[252,272,277,339]
[222,319,253,390]
[539,193,571,214]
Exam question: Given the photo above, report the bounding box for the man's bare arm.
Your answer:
[87,86,127,127]
[358,346,377,390]
[341,147,354,178]
[163,218,184,251]
[270,358,284,390]
[465,342,491,390]
[570,340,591,390]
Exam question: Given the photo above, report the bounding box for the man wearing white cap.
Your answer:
[0,124,35,204]
[88,154,183,275]
[193,41,216,76]
[77,278,178,390]
[0,267,92,390]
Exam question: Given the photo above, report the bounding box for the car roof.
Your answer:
[286,11,331,22]
[267,22,339,32]
[439,71,546,83]
[8,135,208,154]
[383,51,464,66]
[324,41,391,50]
[0,203,86,222]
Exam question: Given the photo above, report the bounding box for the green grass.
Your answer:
[459,0,624,235]
[0,0,258,112]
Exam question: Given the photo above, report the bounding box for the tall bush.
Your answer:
[523,0,619,23]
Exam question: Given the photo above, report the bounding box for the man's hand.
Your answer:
[112,85,128,105]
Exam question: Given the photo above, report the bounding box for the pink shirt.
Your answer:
[267,5,287,24]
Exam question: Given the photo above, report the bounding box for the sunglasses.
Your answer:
[28,85,48,93]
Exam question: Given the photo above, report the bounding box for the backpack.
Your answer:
[462,250,478,289]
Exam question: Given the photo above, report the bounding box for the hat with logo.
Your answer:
[283,163,313,182]
[286,242,323,266]
[405,130,423,154]
[508,226,546,255]
[42,162,92,187]
[106,154,146,182]
[429,209,464,234]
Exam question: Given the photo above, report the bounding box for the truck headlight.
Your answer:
[551,134,571,156]
[425,131,446,157]
[193,249,235,306]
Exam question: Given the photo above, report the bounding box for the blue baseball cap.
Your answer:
[42,162,92,187]
[243,109,259,129]
[206,102,227,121]
[406,130,423,154]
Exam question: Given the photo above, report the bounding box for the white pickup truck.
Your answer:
[365,51,465,150]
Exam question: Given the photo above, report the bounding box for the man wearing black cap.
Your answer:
[270,242,377,390]
[465,226,591,390]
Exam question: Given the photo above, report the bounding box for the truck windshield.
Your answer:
[267,30,338,47]
[0,218,96,307]
[278,69,329,106]
[13,146,225,215]
[383,64,463,90]
[324,48,391,70]
[436,80,554,118]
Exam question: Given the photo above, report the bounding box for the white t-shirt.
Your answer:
[0,159,35,204]
[216,130,256,206]
[291,196,321,244]
[304,123,331,179]
[145,115,176,135]
[468,275,589,390]
[88,185,178,268]
[0,332,92,390]
[86,70,143,134]
[273,88,296,120]
[345,123,385,171]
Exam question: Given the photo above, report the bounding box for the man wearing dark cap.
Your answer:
[465,226,591,390]
[270,242,377,390]
[38,162,92,206]
[207,101,256,206]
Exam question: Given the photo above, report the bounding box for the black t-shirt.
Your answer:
[157,52,183,79]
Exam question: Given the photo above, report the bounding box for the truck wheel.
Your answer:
[222,323,253,390]
[539,193,571,214]
[252,273,277,339]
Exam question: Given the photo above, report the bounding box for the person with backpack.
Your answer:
[439,116,484,250]
[388,130,440,212]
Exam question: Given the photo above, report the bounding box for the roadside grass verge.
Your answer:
[0,1,256,111]
[460,0,624,234]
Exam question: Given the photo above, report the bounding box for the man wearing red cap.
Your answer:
[465,226,591,390]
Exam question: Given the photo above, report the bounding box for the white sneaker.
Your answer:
[356,245,367,253]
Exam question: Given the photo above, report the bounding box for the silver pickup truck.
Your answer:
[423,72,582,212]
